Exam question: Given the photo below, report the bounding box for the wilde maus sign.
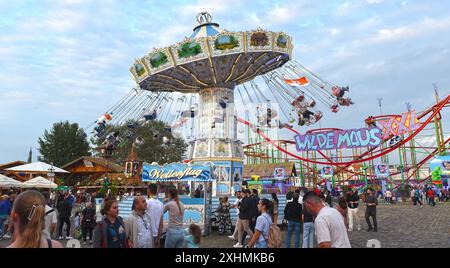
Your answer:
[294,127,383,152]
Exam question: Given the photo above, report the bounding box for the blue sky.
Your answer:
[1,0,449,164]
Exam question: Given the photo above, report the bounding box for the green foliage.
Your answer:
[38,121,91,167]
[93,120,188,165]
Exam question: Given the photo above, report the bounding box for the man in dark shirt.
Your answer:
[346,189,361,231]
[57,191,73,239]
[250,189,260,232]
[234,189,253,248]
[302,205,315,248]
[284,193,303,248]
[365,189,378,232]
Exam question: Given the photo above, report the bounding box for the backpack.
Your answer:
[262,215,282,248]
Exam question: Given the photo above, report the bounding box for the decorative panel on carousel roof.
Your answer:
[143,48,174,74]
[273,32,292,55]
[209,32,244,57]
[246,29,273,53]
[171,38,209,65]
[130,59,149,83]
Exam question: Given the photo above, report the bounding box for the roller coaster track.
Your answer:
[237,94,450,167]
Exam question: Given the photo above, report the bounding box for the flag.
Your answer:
[284,77,309,87]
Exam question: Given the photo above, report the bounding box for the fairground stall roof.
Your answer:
[130,12,293,92]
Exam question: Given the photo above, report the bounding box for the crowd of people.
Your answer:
[219,186,381,248]
[0,181,448,248]
[0,185,202,248]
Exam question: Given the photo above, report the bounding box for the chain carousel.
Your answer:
[88,12,354,197]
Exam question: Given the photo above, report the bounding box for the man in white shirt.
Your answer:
[42,192,57,239]
[125,196,153,248]
[228,191,242,241]
[385,190,392,204]
[145,184,164,247]
[303,191,351,248]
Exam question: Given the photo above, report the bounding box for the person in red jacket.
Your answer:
[427,188,436,206]
[314,187,321,196]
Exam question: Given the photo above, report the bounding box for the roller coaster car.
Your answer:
[389,135,403,147]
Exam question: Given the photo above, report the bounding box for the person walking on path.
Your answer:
[414,188,423,206]
[146,184,163,247]
[365,189,378,232]
[346,189,361,231]
[247,198,273,248]
[80,202,96,244]
[427,188,436,206]
[284,193,302,248]
[124,196,153,248]
[234,189,253,248]
[7,190,62,248]
[228,191,242,241]
[385,189,392,204]
[57,191,73,240]
[163,188,185,248]
[303,191,351,248]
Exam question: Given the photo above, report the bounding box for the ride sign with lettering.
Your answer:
[294,127,383,152]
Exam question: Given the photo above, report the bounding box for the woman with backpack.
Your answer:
[247,198,277,248]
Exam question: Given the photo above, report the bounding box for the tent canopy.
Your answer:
[21,176,58,189]
[0,174,22,188]
[5,162,69,173]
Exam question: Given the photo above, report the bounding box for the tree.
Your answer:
[93,120,188,164]
[38,121,91,167]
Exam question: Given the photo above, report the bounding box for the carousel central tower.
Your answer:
[129,12,293,195]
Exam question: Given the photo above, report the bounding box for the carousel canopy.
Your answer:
[0,174,22,188]
[6,162,69,173]
[21,176,58,189]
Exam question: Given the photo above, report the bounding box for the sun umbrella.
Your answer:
[5,162,69,173]
[21,176,58,189]
[0,174,22,188]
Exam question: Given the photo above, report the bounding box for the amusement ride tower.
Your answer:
[129,12,293,195]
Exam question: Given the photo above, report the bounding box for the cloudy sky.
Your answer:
[0,0,449,164]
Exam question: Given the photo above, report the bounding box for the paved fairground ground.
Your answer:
[1,202,449,248]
